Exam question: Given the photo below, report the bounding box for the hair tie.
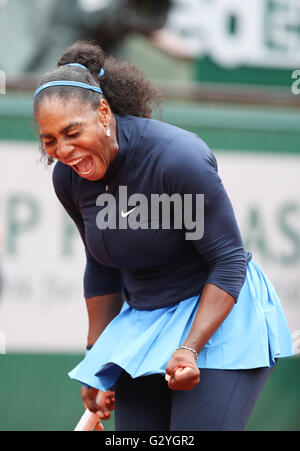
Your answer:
[66,63,88,71]
[66,63,104,78]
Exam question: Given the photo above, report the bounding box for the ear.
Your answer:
[96,98,112,127]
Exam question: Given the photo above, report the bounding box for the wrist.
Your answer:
[176,345,199,360]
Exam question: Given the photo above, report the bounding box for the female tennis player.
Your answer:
[33,40,294,431]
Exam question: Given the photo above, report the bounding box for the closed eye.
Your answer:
[67,131,81,138]
[42,131,81,146]
[43,139,56,147]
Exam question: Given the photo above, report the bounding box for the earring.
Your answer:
[104,123,111,137]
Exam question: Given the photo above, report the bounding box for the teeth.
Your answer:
[79,167,93,175]
[69,158,83,166]
[68,156,93,176]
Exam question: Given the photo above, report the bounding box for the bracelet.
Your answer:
[176,345,198,359]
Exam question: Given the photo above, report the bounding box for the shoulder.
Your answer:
[117,114,195,149]
[143,122,221,195]
[117,115,217,172]
[161,131,217,174]
[146,120,218,178]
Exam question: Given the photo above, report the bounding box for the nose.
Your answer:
[56,142,75,159]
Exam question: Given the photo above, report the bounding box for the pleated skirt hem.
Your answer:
[68,260,294,391]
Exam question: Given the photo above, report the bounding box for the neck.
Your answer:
[109,114,119,163]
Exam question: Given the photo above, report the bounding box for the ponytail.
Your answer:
[34,40,162,119]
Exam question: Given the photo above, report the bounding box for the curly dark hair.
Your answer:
[33,40,162,165]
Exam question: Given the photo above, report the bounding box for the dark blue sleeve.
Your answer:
[163,134,247,301]
[52,162,123,298]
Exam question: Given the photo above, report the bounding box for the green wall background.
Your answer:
[1,94,300,153]
[0,93,299,431]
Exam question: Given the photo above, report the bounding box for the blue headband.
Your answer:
[34,80,103,99]
[34,63,104,99]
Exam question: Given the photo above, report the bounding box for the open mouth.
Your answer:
[68,156,94,176]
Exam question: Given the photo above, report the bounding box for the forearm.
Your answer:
[86,292,123,347]
[182,283,235,355]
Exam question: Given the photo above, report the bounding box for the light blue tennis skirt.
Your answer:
[68,260,294,391]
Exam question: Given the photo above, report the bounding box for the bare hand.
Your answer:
[81,386,115,431]
[165,349,200,391]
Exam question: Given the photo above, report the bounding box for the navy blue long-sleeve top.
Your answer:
[52,114,251,310]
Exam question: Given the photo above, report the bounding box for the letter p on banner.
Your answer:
[0,71,6,95]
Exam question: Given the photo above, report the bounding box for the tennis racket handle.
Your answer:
[74,408,99,431]
[74,391,103,431]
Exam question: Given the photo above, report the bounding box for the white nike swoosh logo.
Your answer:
[121,207,137,218]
